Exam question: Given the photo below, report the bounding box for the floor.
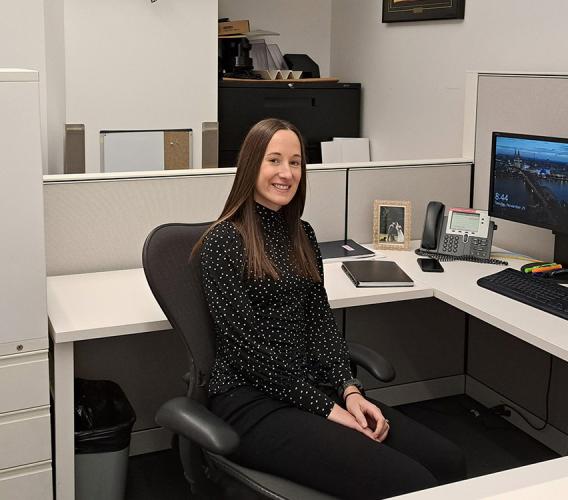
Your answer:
[125,445,191,500]
[396,395,559,478]
[125,394,560,500]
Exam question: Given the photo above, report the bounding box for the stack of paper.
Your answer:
[321,138,370,164]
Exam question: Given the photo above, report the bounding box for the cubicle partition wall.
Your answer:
[43,160,472,454]
[464,72,568,453]
[343,162,472,406]
[346,163,472,243]
[43,168,347,276]
[469,73,568,261]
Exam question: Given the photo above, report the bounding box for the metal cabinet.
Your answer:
[219,81,361,167]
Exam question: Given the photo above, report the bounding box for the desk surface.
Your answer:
[47,244,568,362]
[393,455,568,499]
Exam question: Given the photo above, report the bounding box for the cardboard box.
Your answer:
[218,20,250,36]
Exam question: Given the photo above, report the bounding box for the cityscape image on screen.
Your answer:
[490,132,568,233]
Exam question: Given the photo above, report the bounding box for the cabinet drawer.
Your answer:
[0,351,48,413]
[0,461,52,500]
[0,406,51,470]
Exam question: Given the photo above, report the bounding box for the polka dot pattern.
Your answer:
[200,203,355,417]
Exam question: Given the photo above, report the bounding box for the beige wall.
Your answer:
[64,0,218,173]
[330,0,568,162]
[0,0,49,173]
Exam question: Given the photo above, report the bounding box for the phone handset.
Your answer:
[420,201,445,251]
[420,201,496,259]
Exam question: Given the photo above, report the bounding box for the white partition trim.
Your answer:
[348,162,471,172]
[43,158,471,184]
[463,71,479,162]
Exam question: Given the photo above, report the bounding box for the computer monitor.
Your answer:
[489,131,568,265]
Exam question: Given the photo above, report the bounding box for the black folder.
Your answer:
[319,239,375,262]
[341,260,414,287]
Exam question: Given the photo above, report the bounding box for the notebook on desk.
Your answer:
[319,239,375,263]
[341,260,414,287]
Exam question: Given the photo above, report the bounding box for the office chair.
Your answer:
[142,222,396,500]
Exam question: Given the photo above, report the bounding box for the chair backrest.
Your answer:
[142,222,214,404]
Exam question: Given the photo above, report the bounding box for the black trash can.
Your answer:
[74,378,136,500]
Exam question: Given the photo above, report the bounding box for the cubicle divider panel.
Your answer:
[474,74,568,261]
[44,168,347,276]
[346,298,466,403]
[468,316,568,436]
[467,316,551,419]
[44,174,234,276]
[550,359,568,435]
[303,168,347,242]
[346,164,471,244]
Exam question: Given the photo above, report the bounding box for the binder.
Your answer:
[319,240,375,263]
[341,261,414,287]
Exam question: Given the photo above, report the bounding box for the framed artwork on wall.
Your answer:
[373,200,412,250]
[382,0,465,23]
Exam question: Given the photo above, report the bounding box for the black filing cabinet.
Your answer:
[218,81,361,167]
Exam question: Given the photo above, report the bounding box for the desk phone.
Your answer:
[420,202,495,259]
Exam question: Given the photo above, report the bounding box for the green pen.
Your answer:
[523,262,558,273]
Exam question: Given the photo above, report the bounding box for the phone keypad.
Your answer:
[442,235,490,257]
[471,238,490,258]
[442,235,460,254]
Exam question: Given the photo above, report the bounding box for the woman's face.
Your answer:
[254,129,302,211]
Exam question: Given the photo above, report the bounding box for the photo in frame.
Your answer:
[382,0,465,23]
[373,200,412,250]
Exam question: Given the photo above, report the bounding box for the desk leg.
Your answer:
[53,342,75,500]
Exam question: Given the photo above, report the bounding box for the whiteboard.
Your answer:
[100,129,192,172]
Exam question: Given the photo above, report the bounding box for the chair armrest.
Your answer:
[156,396,239,456]
[347,341,395,383]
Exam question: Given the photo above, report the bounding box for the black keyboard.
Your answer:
[477,268,568,320]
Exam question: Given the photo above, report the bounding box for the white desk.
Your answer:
[393,455,568,499]
[47,246,568,500]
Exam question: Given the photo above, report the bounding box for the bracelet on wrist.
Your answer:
[344,391,363,402]
[338,378,364,398]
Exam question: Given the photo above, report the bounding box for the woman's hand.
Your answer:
[327,403,367,434]
[344,392,390,442]
[327,403,384,441]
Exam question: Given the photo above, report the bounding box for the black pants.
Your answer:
[211,387,466,500]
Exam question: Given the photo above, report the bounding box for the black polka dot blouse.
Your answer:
[201,203,355,417]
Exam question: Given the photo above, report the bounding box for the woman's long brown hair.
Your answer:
[193,118,320,282]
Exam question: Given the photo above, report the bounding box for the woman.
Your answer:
[196,118,465,499]
[396,222,405,243]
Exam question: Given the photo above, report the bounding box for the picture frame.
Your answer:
[373,200,412,250]
[382,0,465,23]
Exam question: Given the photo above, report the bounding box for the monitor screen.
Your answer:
[489,132,568,233]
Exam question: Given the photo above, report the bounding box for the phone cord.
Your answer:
[415,249,508,266]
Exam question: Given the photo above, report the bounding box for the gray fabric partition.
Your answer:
[346,164,472,243]
[44,169,346,276]
[470,74,568,443]
[474,74,568,261]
